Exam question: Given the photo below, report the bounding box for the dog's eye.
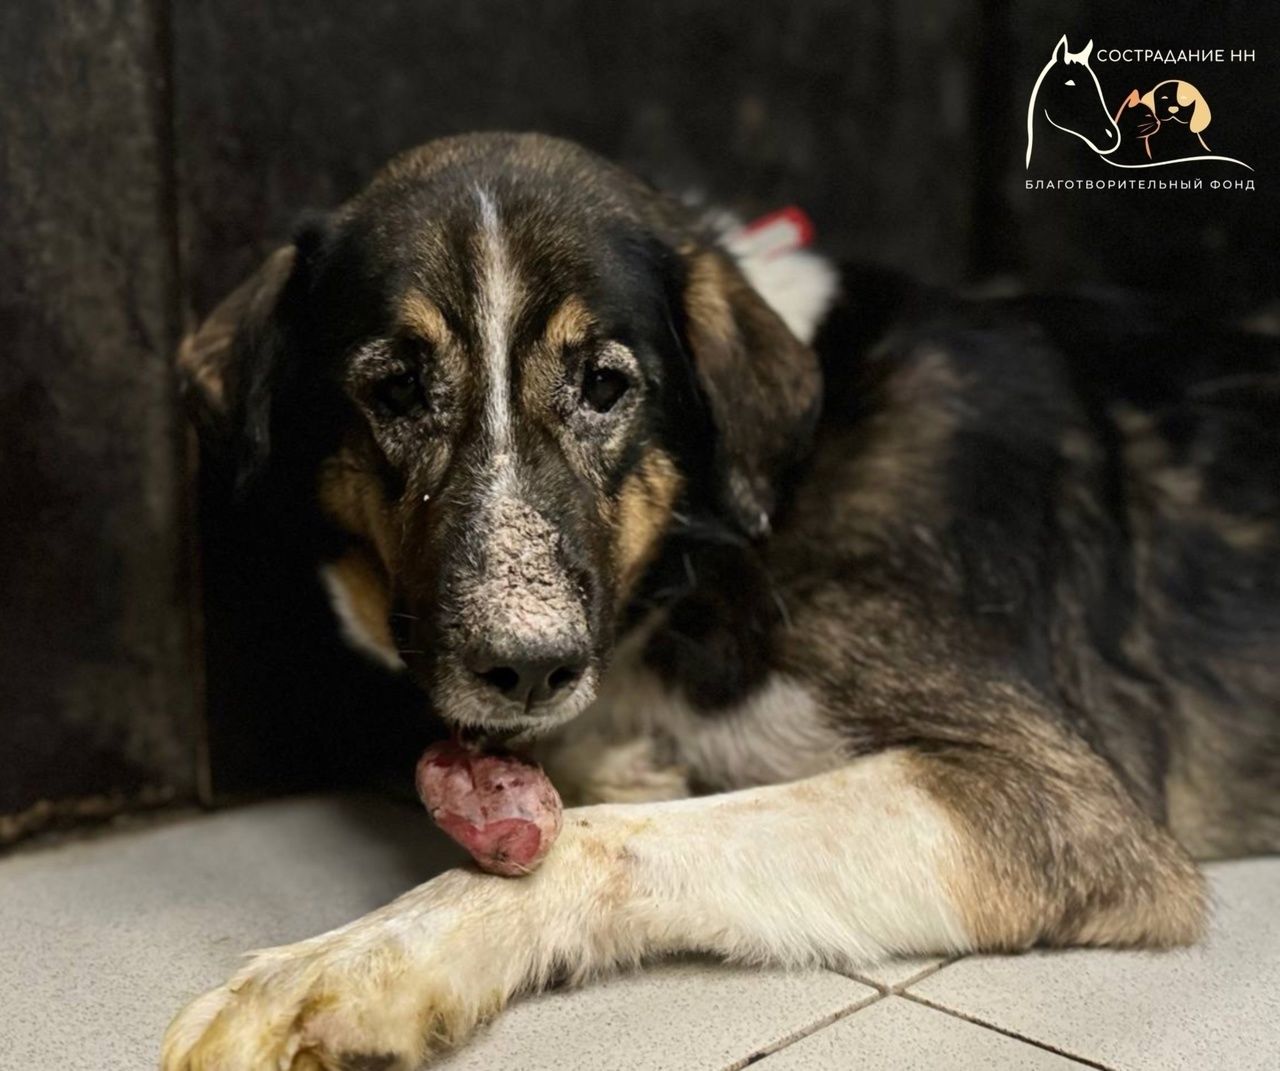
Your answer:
[581,366,630,414]
[374,371,426,417]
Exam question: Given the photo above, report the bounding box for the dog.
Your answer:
[1142,79,1215,156]
[163,132,1280,1070]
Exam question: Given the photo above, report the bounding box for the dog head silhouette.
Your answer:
[1142,80,1211,133]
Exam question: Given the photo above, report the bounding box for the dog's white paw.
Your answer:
[160,875,507,1071]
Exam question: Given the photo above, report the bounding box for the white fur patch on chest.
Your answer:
[538,621,849,801]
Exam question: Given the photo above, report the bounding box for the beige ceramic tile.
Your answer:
[908,858,1280,1071]
[0,795,464,1071]
[756,995,1086,1069]
[436,959,878,1071]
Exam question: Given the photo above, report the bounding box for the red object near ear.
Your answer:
[738,206,815,257]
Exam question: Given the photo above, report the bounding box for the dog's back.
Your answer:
[805,272,1280,858]
[1052,301,1280,856]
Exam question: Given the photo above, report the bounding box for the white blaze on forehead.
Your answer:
[474,188,519,458]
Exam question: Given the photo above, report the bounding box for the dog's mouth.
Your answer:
[454,722,525,751]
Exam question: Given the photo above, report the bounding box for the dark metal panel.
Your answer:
[0,0,199,840]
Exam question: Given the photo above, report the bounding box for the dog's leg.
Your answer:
[162,746,1205,1071]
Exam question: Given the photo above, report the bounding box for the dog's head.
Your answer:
[181,133,822,739]
[1141,80,1211,133]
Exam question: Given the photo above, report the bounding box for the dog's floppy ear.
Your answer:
[178,247,294,434]
[678,246,823,538]
[177,220,326,485]
[1177,81,1212,133]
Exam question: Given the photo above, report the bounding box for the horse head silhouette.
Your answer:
[1025,36,1120,168]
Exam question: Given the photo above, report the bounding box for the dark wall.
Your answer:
[3,0,1275,833]
[172,0,978,313]
[0,2,199,840]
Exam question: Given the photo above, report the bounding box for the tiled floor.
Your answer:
[1,795,1276,1071]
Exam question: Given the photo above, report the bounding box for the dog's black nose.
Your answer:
[465,645,586,707]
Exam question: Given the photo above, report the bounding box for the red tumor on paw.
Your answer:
[415,739,563,875]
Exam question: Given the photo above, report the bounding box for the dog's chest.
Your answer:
[533,625,848,804]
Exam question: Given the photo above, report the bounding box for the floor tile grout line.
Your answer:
[887,955,960,992]
[897,991,1122,1071]
[841,954,963,993]
[725,988,887,1069]
[840,975,891,998]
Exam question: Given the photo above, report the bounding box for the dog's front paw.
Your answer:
[161,876,504,1071]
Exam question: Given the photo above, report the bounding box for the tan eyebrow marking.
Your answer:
[542,295,595,351]
[398,291,451,345]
